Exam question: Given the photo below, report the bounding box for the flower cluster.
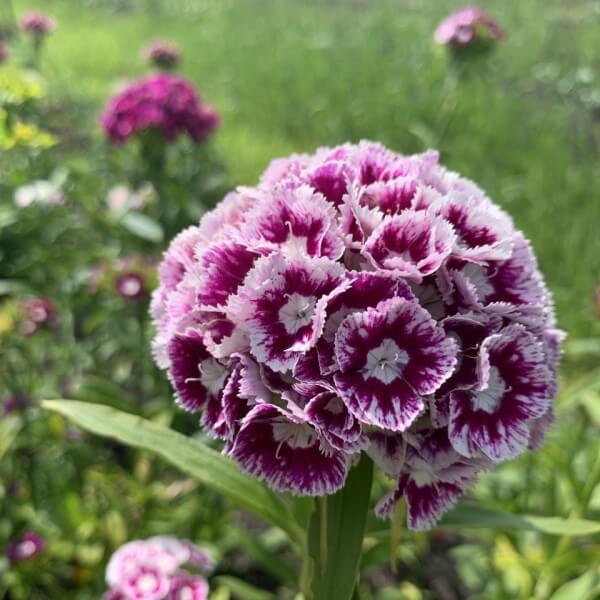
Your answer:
[7,531,46,563]
[152,141,562,530]
[19,12,56,35]
[144,40,182,70]
[101,74,220,144]
[103,536,213,600]
[434,6,504,48]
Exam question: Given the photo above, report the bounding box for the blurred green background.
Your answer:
[1,1,600,599]
[20,0,600,337]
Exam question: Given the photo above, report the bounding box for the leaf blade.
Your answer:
[43,400,304,547]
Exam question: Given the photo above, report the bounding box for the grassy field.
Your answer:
[14,0,598,339]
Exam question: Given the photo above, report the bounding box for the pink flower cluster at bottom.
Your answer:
[104,537,213,600]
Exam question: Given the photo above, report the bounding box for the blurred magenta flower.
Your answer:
[116,272,147,301]
[0,41,9,64]
[104,536,213,600]
[7,532,46,563]
[144,40,182,70]
[152,140,562,530]
[3,392,30,414]
[434,6,504,47]
[100,74,220,144]
[19,12,56,35]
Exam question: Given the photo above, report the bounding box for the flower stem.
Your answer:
[308,455,373,600]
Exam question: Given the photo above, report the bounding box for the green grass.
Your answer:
[12,0,600,338]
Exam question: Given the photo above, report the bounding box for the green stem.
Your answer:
[318,496,328,575]
[308,455,373,600]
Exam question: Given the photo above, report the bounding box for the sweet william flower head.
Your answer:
[101,74,220,144]
[152,140,562,530]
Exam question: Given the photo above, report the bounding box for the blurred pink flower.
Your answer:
[7,532,46,563]
[434,6,504,47]
[100,74,220,144]
[116,272,147,301]
[21,297,56,335]
[105,537,212,599]
[144,40,181,70]
[19,12,56,35]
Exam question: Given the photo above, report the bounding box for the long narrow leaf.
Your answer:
[43,400,304,547]
[369,504,600,539]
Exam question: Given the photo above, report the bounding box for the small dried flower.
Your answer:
[19,12,56,35]
[7,532,46,563]
[100,74,220,144]
[144,40,182,70]
[153,141,562,530]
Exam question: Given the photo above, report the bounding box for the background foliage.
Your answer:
[1,0,599,598]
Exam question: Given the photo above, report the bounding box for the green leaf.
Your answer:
[309,454,373,600]
[228,527,296,584]
[550,568,600,600]
[0,415,22,460]
[42,400,304,547]
[121,211,164,242]
[437,504,600,535]
[369,504,600,541]
[0,279,30,295]
[213,576,274,600]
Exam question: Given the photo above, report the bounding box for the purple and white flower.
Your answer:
[152,141,562,530]
[231,403,348,495]
[376,430,488,530]
[334,297,457,431]
[449,325,553,461]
